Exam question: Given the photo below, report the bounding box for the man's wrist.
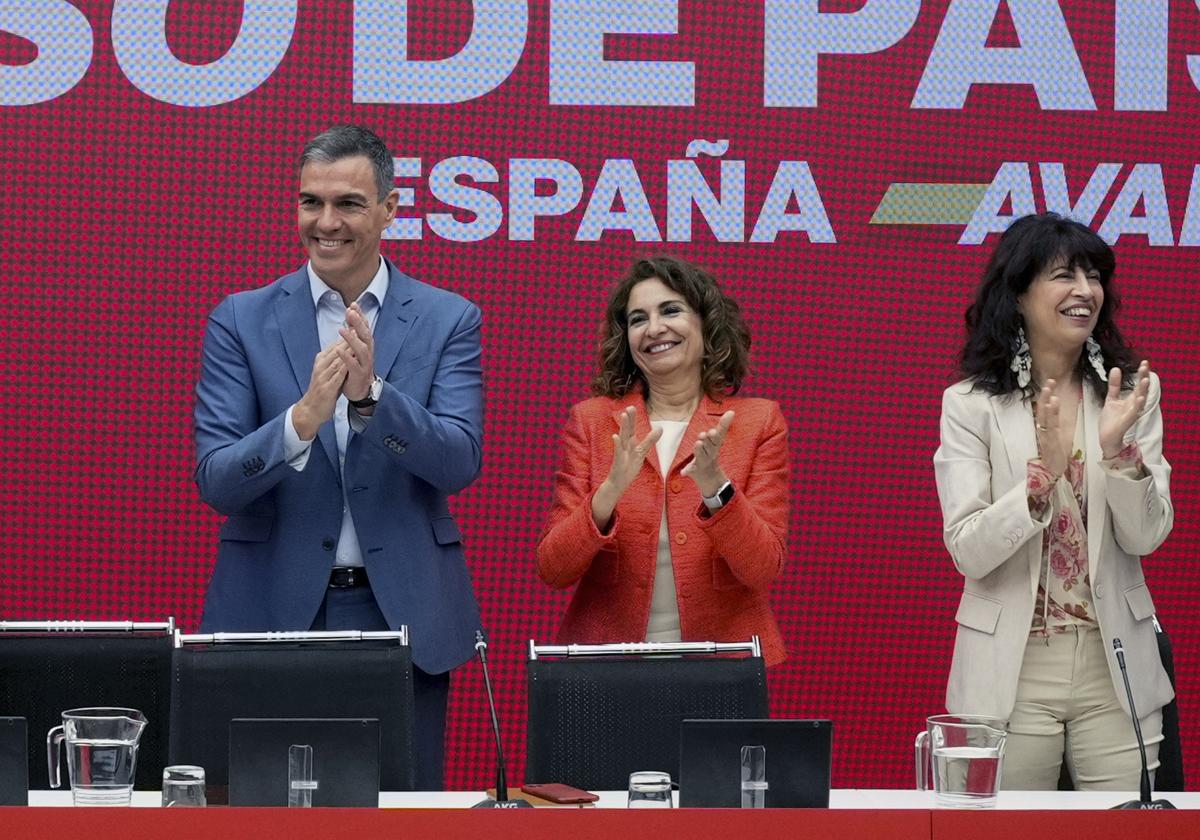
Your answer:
[348,375,383,408]
[291,401,318,441]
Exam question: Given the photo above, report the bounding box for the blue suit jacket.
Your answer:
[193,259,483,674]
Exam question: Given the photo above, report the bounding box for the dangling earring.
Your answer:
[1009,325,1032,389]
[1085,335,1108,383]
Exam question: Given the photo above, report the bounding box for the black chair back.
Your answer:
[169,636,416,792]
[0,627,172,789]
[1154,617,1184,792]
[526,646,768,791]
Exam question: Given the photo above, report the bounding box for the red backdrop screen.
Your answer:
[2,1,1198,788]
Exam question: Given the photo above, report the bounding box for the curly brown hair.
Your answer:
[591,255,750,399]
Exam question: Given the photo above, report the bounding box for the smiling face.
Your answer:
[625,277,705,389]
[297,155,398,297]
[1017,258,1105,355]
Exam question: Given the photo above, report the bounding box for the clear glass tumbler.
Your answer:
[162,765,206,807]
[627,771,673,808]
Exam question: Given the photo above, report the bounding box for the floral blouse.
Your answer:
[1027,432,1145,637]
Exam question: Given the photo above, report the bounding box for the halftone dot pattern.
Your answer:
[2,1,1199,792]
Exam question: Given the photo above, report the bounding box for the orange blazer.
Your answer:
[536,391,789,665]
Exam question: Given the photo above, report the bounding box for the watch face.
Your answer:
[703,481,734,509]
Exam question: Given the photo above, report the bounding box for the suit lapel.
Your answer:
[276,268,338,477]
[992,391,1037,481]
[992,391,1041,594]
[374,260,417,377]
[278,269,320,392]
[1082,388,1106,582]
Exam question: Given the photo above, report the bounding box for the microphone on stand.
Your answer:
[1110,637,1175,810]
[472,630,533,808]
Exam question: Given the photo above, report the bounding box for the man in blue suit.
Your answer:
[193,125,483,789]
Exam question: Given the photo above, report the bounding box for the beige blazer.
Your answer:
[933,373,1174,721]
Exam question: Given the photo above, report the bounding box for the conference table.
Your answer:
[5,790,1198,840]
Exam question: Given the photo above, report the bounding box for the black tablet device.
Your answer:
[679,718,833,808]
[228,718,380,807]
[0,717,28,806]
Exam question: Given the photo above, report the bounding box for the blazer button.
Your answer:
[670,479,682,493]
[675,532,687,545]
[322,538,335,551]
[1094,583,1104,599]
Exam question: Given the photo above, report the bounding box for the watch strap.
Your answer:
[348,376,382,409]
[702,480,735,510]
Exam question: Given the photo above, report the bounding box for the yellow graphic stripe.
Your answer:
[870,183,990,225]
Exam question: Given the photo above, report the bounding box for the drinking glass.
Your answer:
[162,765,206,807]
[627,771,673,808]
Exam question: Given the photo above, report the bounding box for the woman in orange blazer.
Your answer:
[536,256,788,665]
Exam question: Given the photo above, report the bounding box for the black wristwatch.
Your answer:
[702,480,735,510]
[348,375,383,409]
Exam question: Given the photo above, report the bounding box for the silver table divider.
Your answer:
[528,636,760,660]
[176,628,408,647]
[0,619,175,634]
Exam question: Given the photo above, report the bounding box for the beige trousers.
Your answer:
[1002,625,1162,790]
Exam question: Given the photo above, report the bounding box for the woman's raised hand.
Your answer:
[1099,360,1150,458]
[606,406,662,494]
[1034,381,1068,478]
[590,406,661,532]
[682,410,734,497]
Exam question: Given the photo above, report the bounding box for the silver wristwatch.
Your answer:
[348,375,383,409]
[702,480,735,510]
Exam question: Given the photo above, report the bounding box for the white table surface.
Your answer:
[24,788,1200,809]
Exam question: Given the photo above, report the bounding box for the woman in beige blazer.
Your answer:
[934,213,1174,790]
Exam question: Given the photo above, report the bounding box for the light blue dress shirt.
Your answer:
[281,257,388,567]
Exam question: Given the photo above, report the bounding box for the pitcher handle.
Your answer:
[47,725,65,789]
[914,731,929,791]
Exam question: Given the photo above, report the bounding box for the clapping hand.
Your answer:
[336,302,376,403]
[1099,360,1150,459]
[1033,382,1067,478]
[590,406,661,532]
[681,410,734,497]
[604,406,662,496]
[293,344,347,441]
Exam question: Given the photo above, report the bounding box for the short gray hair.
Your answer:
[298,125,394,201]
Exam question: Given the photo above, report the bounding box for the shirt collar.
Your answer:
[305,257,390,311]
